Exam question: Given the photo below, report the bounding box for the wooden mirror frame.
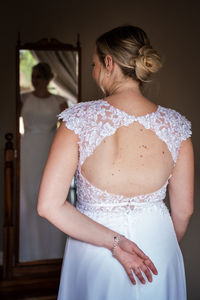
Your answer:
[1,36,81,297]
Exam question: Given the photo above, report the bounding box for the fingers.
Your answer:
[133,267,146,284]
[128,264,154,285]
[124,259,153,285]
[132,243,158,275]
[140,265,152,282]
[116,242,158,285]
[124,258,158,285]
[127,266,149,285]
[132,248,158,276]
[126,268,136,285]
[144,259,158,275]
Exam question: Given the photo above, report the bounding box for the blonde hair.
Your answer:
[96,26,162,83]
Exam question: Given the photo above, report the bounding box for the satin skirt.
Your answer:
[58,205,186,300]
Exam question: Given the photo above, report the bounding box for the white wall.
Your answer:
[1,0,199,298]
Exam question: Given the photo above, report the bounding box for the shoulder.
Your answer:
[51,94,66,104]
[159,106,192,138]
[58,99,103,119]
[58,99,103,134]
[154,106,192,163]
[160,106,191,129]
[20,92,32,103]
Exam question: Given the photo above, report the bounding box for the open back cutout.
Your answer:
[59,100,191,202]
[81,121,174,198]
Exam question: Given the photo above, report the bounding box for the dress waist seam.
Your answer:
[77,198,165,208]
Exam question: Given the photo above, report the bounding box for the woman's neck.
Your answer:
[104,79,157,115]
[105,80,142,102]
[33,89,51,98]
[106,76,141,96]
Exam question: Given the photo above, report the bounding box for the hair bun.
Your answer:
[135,45,162,82]
[96,25,162,84]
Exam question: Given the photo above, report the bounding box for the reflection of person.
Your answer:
[20,62,67,262]
[38,26,194,299]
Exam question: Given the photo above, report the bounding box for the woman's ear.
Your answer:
[104,55,113,73]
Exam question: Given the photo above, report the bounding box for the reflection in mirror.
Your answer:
[18,47,79,262]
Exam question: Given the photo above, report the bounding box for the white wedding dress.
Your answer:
[20,92,67,262]
[58,99,191,300]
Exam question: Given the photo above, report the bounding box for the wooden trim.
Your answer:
[3,133,14,280]
[0,276,59,299]
[15,41,20,265]
[12,261,62,278]
[20,38,78,51]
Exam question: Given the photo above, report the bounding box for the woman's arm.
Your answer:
[38,122,114,247]
[37,122,157,284]
[168,138,194,242]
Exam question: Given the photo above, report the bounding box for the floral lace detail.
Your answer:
[58,99,192,217]
[58,100,191,165]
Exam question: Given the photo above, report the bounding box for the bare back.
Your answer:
[82,102,174,197]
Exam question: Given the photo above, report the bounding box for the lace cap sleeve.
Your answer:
[177,113,192,141]
[170,110,192,163]
[58,102,91,136]
[58,107,80,136]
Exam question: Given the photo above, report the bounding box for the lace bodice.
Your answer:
[59,99,191,217]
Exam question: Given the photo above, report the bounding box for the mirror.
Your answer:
[15,37,81,270]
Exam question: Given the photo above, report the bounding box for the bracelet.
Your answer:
[112,235,124,257]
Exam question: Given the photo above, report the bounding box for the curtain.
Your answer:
[32,50,78,104]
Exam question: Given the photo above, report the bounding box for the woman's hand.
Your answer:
[114,236,158,285]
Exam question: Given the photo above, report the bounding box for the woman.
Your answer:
[20,62,67,261]
[38,26,194,299]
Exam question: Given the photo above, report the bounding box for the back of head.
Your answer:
[96,25,162,83]
[32,62,54,81]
